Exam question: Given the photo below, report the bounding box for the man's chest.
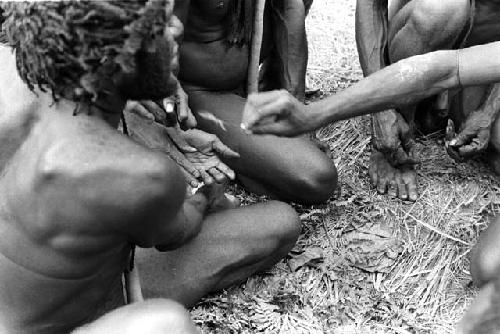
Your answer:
[191,0,233,22]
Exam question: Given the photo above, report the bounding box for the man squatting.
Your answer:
[242,1,500,332]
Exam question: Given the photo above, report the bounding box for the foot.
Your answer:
[369,149,418,201]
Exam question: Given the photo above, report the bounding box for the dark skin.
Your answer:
[0,7,300,334]
[0,37,203,333]
[355,0,500,201]
[172,0,337,205]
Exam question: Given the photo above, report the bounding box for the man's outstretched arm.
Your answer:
[242,42,500,135]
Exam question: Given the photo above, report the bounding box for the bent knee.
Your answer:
[411,0,469,38]
[470,242,500,287]
[294,159,338,204]
[489,116,500,152]
[265,201,302,247]
[129,299,196,333]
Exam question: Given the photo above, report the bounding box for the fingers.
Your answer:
[250,121,289,136]
[181,168,201,188]
[448,133,470,148]
[165,127,197,153]
[445,119,456,142]
[160,98,178,127]
[447,119,472,148]
[242,90,289,131]
[392,146,418,166]
[169,153,200,188]
[125,101,154,121]
[458,136,488,158]
[212,138,240,159]
[198,168,214,186]
[215,162,236,180]
[176,85,198,130]
[208,167,226,183]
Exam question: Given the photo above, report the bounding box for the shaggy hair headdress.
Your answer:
[0,0,173,102]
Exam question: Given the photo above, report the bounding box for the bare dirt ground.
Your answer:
[191,1,500,332]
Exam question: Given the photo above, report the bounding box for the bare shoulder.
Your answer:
[3,110,186,246]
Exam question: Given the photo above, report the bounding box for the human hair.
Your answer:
[227,0,253,46]
[0,0,174,103]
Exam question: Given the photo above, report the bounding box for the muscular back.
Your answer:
[0,48,186,333]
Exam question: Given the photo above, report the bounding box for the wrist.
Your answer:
[304,100,330,131]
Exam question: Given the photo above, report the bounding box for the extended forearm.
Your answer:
[310,51,459,124]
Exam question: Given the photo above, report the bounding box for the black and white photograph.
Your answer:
[0,0,499,333]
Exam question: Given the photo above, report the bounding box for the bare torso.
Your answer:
[176,0,249,91]
[0,47,182,333]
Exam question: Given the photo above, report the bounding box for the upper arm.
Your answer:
[8,114,187,247]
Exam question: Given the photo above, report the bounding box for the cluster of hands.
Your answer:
[127,81,493,204]
[241,90,495,202]
[125,83,239,198]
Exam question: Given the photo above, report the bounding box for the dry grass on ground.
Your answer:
[191,1,500,333]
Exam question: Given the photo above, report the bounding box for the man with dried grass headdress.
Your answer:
[0,1,301,332]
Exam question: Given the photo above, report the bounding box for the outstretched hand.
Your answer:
[241,90,314,136]
[167,128,240,185]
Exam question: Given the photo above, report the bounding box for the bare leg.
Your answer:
[470,217,500,287]
[187,90,337,204]
[363,0,470,200]
[136,201,301,308]
[260,0,308,101]
[73,299,198,334]
[462,215,500,333]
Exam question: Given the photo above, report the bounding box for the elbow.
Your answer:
[136,154,187,222]
[395,52,459,94]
